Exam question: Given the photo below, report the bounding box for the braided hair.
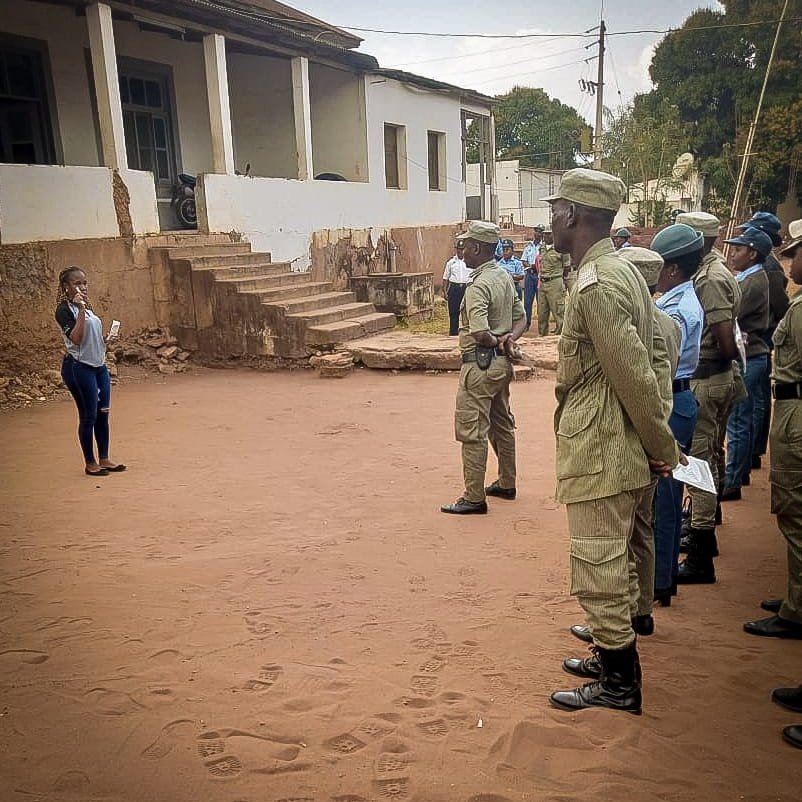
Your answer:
[56,267,92,311]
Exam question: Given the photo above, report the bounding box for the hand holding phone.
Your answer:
[108,320,121,340]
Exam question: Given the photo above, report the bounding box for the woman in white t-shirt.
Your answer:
[55,267,126,477]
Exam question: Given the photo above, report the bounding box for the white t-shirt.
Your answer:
[443,256,472,284]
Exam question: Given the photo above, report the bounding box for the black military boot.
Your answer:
[563,645,642,682]
[680,526,719,557]
[677,527,716,584]
[550,642,642,714]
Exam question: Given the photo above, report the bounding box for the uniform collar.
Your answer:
[578,237,614,269]
[736,263,764,282]
[657,279,694,304]
[469,258,497,278]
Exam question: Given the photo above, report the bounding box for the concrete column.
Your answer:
[291,56,314,180]
[86,3,127,169]
[488,112,498,222]
[203,34,235,175]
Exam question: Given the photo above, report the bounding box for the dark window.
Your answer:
[427,131,441,191]
[384,124,400,189]
[0,45,54,164]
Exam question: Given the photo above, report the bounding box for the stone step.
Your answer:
[187,252,274,268]
[286,301,377,326]
[207,263,292,282]
[142,232,237,248]
[236,273,323,296]
[255,281,336,303]
[156,243,253,259]
[266,291,357,314]
[305,312,397,346]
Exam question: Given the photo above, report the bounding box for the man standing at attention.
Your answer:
[544,169,680,714]
[521,225,544,330]
[442,238,471,337]
[537,227,571,336]
[496,239,525,299]
[441,221,527,516]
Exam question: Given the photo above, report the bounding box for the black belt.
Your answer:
[672,378,691,393]
[692,360,732,380]
[462,348,507,363]
[449,282,467,286]
[773,381,802,400]
[541,275,563,282]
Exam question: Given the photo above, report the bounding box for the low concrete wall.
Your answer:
[0,165,159,244]
[350,272,434,322]
[198,173,464,269]
[0,237,158,375]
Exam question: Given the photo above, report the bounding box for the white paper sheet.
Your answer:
[672,456,717,495]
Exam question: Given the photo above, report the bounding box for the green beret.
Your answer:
[614,228,631,239]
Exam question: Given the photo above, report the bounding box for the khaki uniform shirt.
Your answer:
[655,307,681,380]
[694,250,741,362]
[539,245,571,280]
[773,293,802,384]
[458,259,525,354]
[737,269,770,358]
[555,239,679,504]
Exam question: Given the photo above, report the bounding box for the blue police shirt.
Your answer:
[496,255,524,281]
[655,279,703,380]
[521,242,540,268]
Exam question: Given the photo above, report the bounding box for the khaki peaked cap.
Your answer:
[675,212,721,238]
[457,220,500,244]
[542,168,626,212]
[623,246,664,287]
[780,218,802,255]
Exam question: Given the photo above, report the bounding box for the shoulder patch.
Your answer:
[576,262,598,292]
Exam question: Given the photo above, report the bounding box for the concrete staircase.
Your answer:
[148,234,396,359]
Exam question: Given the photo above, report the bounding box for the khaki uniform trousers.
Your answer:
[689,369,737,528]
[629,478,657,617]
[770,400,802,625]
[566,487,647,650]
[537,277,566,336]
[454,358,516,502]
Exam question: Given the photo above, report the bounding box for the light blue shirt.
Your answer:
[522,241,540,267]
[496,255,524,280]
[656,280,703,380]
[494,240,503,259]
[735,263,764,282]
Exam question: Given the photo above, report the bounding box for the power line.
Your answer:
[468,57,596,87]
[425,45,591,79]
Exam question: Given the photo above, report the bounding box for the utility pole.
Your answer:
[593,19,605,169]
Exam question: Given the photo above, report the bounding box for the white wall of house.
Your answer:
[309,63,369,182]
[227,52,296,179]
[200,76,471,265]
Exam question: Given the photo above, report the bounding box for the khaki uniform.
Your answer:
[556,239,679,649]
[770,293,802,625]
[689,250,742,528]
[538,246,571,335]
[630,309,681,616]
[455,260,526,502]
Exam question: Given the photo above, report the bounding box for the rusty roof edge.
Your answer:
[371,68,496,107]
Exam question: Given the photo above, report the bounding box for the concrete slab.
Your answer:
[341,331,559,372]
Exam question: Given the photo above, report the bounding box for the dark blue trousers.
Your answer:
[61,355,111,463]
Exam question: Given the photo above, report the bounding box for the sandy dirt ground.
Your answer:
[0,367,799,802]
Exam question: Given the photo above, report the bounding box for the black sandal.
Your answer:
[85,467,110,476]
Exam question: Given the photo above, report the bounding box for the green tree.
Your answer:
[647,0,802,211]
[467,86,586,169]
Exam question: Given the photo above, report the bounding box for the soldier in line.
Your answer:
[543,169,680,715]
[673,211,741,585]
[441,221,527,516]
[742,218,802,643]
[536,227,571,336]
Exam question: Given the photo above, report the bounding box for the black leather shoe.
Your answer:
[484,481,516,500]
[720,486,742,501]
[772,686,802,713]
[562,652,602,680]
[742,473,751,486]
[440,497,488,515]
[743,615,802,639]
[632,614,654,636]
[653,587,672,607]
[680,529,719,557]
[751,455,762,470]
[782,725,802,749]
[570,624,593,643]
[676,557,716,584]
[761,599,783,613]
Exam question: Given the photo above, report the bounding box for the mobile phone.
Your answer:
[109,320,121,339]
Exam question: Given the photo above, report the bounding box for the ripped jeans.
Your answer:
[61,355,111,464]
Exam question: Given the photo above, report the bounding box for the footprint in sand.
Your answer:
[324,732,367,755]
[416,718,448,738]
[243,610,281,637]
[141,719,194,760]
[467,796,513,802]
[373,738,413,800]
[418,656,446,674]
[196,728,304,778]
[241,663,283,692]
[0,648,49,664]
[410,674,439,697]
[83,687,145,716]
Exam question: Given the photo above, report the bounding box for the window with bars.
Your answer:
[427,130,446,191]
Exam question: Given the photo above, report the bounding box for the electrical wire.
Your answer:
[423,45,591,79]
[469,56,597,87]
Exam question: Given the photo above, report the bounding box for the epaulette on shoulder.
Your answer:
[576,262,598,292]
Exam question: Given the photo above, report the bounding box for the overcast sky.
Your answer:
[294,1,720,122]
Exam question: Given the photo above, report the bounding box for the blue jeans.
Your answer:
[654,389,697,590]
[61,355,111,464]
[524,271,538,327]
[446,283,466,336]
[725,354,769,489]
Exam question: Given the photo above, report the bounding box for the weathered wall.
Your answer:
[309,64,369,182]
[0,238,158,374]
[350,272,434,322]
[227,51,297,178]
[309,223,459,291]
